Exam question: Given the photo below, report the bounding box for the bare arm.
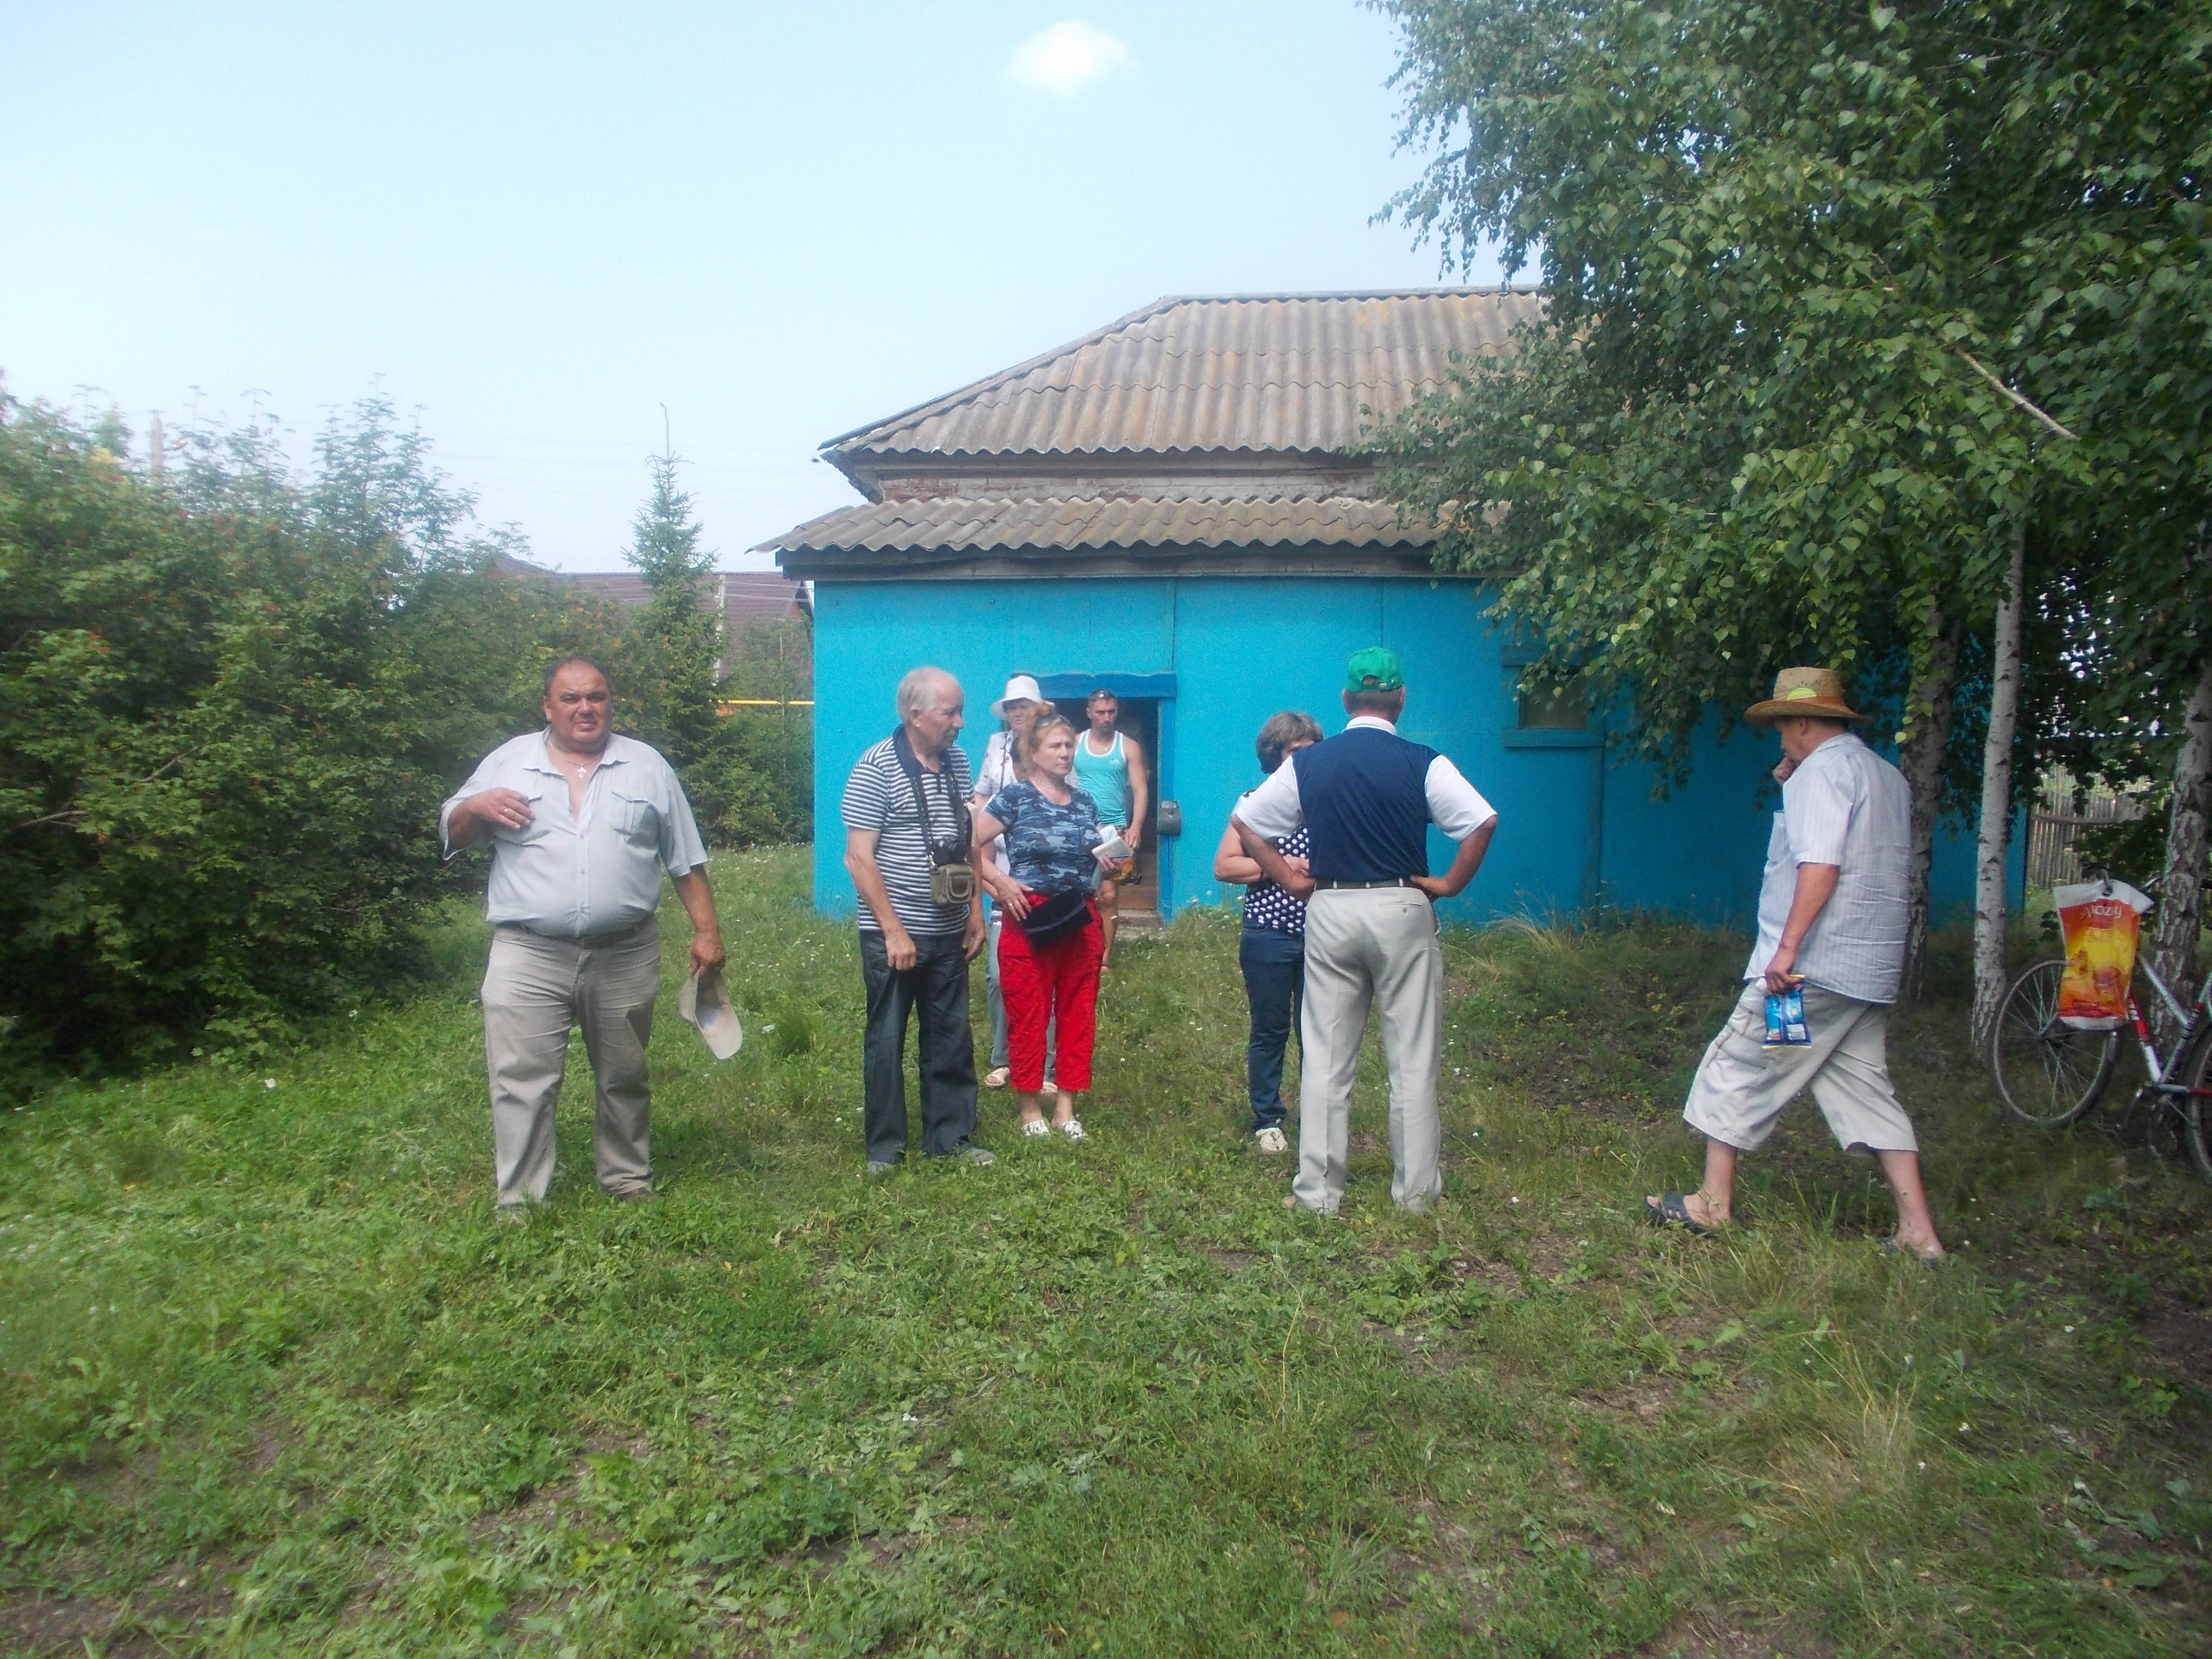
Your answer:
[671,868,726,976]
[1123,736,1150,847]
[844,828,917,970]
[1411,820,1496,902]
[1213,817,1262,884]
[1235,816,1315,902]
[970,808,1030,917]
[1762,863,1840,992]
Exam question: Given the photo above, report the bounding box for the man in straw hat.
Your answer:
[1644,668,1945,1261]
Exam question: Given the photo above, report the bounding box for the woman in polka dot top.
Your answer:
[1212,711,1325,1152]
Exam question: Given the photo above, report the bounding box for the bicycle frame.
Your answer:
[2127,959,2212,1091]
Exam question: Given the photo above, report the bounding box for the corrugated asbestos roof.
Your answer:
[825,289,1540,462]
[756,493,1434,557]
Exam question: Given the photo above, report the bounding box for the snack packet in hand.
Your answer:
[1763,980,1809,1047]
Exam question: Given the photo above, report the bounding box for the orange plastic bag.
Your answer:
[2051,879,2153,1029]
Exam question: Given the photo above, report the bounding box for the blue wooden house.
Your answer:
[760,289,1986,929]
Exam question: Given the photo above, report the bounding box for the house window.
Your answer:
[1518,676,1589,731]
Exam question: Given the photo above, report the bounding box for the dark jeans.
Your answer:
[1239,925,1305,1131]
[859,930,978,1163]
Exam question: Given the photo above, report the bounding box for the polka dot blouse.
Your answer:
[1240,797,1310,935]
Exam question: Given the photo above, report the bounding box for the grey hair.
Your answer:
[895,666,958,719]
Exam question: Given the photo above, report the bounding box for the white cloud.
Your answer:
[1004,21,1131,98]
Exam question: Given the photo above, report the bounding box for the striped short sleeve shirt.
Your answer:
[1746,732,1911,1004]
[842,737,974,937]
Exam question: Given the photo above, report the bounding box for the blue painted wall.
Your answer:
[811,576,2005,931]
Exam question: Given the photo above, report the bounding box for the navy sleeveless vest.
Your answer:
[1291,726,1439,882]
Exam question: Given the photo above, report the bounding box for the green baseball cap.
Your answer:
[1345,646,1405,694]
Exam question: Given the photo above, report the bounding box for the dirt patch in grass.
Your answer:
[0,1557,238,1658]
[1643,1609,1838,1658]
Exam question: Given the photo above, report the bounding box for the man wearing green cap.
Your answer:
[1231,647,1497,1213]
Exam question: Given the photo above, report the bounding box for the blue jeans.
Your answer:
[859,930,977,1164]
[1239,925,1305,1131]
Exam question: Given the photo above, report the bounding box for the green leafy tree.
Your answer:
[0,393,597,1082]
[1369,0,2206,1010]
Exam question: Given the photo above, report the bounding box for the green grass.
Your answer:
[1,846,2207,1655]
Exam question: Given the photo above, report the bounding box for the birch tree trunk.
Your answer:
[1897,615,1963,1003]
[1970,523,2029,1050]
[2149,657,2212,1045]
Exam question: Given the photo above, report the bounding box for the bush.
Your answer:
[0,395,610,1078]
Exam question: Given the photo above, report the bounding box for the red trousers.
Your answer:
[997,902,1103,1093]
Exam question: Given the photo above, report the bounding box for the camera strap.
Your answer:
[890,726,970,860]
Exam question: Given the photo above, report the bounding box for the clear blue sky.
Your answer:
[1,2,1499,571]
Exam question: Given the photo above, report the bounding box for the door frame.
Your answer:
[1036,672,1177,918]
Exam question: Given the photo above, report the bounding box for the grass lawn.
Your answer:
[2,846,2208,1656]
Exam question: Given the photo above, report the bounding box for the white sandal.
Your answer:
[1056,1118,1087,1142]
[1020,1119,1051,1138]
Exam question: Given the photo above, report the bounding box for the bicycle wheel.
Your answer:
[2176,1032,2212,1182]
[1989,957,2121,1128]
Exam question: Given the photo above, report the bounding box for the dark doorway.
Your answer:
[1053,694,1161,923]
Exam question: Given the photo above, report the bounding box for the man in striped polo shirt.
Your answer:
[1643,668,1945,1261]
[842,666,993,1174]
[1233,648,1498,1213]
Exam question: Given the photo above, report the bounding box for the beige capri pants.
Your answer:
[1683,982,1918,1155]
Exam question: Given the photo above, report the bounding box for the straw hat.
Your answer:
[1743,667,1869,727]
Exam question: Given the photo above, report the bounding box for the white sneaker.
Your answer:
[1255,1127,1289,1155]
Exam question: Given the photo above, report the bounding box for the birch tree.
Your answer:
[1371,0,2208,1008]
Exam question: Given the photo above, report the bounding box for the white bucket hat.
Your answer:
[990,673,1043,720]
[678,968,743,1061]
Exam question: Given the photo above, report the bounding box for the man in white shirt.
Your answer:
[1233,648,1497,1213]
[1644,668,1945,1261]
[442,657,723,1216]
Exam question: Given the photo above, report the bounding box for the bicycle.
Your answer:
[1986,873,2212,1179]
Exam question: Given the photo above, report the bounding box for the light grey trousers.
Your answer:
[481,917,662,1207]
[1292,885,1445,1213]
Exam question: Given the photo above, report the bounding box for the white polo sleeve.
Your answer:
[1233,757,1305,840]
[659,764,711,877]
[438,746,510,860]
[1783,751,1855,866]
[1424,756,1498,840]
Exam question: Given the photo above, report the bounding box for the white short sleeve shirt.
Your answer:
[1746,731,1912,1004]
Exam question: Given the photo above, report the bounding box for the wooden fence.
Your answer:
[2026,774,2148,890]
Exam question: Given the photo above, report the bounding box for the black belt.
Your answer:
[1313,877,1415,890]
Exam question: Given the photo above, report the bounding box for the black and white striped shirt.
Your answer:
[842,737,974,937]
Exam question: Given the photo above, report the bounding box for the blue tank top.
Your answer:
[1073,729,1130,826]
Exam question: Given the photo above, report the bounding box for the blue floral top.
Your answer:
[985,780,1103,897]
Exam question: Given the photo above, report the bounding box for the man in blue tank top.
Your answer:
[1232,648,1497,1213]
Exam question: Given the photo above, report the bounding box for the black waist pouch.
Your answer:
[1016,889,1093,947]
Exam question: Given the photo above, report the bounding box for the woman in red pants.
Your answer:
[971,712,1118,1141]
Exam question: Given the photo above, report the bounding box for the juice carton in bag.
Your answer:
[2051,879,2153,1030]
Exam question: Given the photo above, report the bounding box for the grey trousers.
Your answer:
[481,917,662,1207]
[1292,886,1444,1213]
